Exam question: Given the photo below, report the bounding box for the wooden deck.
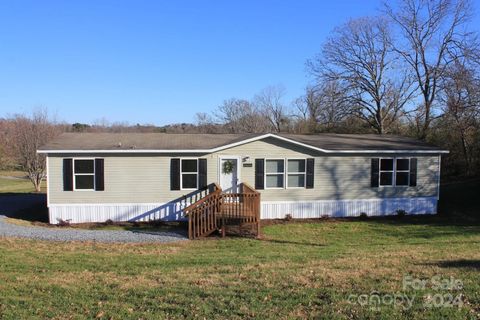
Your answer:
[183,183,261,239]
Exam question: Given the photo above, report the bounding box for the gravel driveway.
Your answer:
[0,215,188,243]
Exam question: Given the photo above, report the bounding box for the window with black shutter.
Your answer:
[255,158,264,190]
[63,158,73,191]
[94,158,104,191]
[73,159,95,190]
[372,157,417,187]
[180,158,199,190]
[170,158,180,190]
[306,158,314,189]
[371,158,380,188]
[198,158,207,189]
[265,159,285,188]
[257,158,313,189]
[380,158,394,186]
[286,159,306,188]
[395,158,410,186]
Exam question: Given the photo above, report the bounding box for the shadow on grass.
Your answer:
[0,193,48,223]
[357,179,480,239]
[424,259,480,270]
[123,221,188,238]
[259,237,326,247]
[128,228,188,238]
[361,214,480,241]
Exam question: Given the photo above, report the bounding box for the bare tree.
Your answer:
[10,109,60,191]
[0,119,16,169]
[304,86,321,127]
[254,85,289,132]
[439,61,480,174]
[215,98,269,133]
[194,112,219,133]
[309,17,413,134]
[385,0,478,139]
[311,82,351,131]
[293,96,309,122]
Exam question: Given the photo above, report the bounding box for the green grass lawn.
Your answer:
[0,170,46,194]
[0,179,479,319]
[1,217,479,319]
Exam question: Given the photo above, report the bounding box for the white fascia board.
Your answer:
[36,133,449,154]
[38,149,218,154]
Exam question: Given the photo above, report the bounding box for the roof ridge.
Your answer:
[39,132,448,154]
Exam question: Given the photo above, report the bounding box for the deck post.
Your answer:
[256,192,261,237]
[188,213,192,240]
[221,194,226,238]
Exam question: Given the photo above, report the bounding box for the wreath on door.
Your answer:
[222,160,235,174]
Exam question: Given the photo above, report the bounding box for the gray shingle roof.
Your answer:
[38,132,446,153]
[39,133,257,151]
[279,133,442,151]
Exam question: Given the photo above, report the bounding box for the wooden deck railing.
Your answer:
[184,182,261,239]
[184,183,222,239]
[220,183,260,237]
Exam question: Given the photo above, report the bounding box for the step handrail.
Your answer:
[184,182,261,239]
[184,183,222,215]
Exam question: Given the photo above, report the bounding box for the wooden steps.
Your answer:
[184,183,261,239]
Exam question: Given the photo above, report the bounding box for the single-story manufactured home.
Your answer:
[38,133,448,225]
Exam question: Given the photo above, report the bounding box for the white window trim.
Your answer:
[379,157,394,187]
[379,157,411,187]
[264,158,285,189]
[73,158,95,191]
[180,157,199,190]
[286,158,307,189]
[264,158,308,189]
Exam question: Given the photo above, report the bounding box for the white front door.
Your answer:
[219,157,239,193]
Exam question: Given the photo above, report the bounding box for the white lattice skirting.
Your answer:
[48,197,437,224]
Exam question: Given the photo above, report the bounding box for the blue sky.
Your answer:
[0,0,477,125]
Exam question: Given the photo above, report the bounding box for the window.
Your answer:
[265,159,284,188]
[380,158,394,186]
[74,159,95,190]
[181,159,198,189]
[395,158,410,186]
[287,159,306,188]
[379,158,410,187]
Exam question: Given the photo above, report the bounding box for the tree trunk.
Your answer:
[419,92,432,140]
[30,174,42,192]
[376,108,384,134]
[459,130,471,176]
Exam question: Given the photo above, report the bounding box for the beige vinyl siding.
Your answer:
[215,137,439,201]
[47,137,440,204]
[48,154,212,204]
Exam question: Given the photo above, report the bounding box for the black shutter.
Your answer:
[198,158,207,189]
[63,158,73,191]
[409,158,417,187]
[170,158,180,190]
[371,158,379,187]
[255,159,264,190]
[306,158,315,189]
[95,158,104,191]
